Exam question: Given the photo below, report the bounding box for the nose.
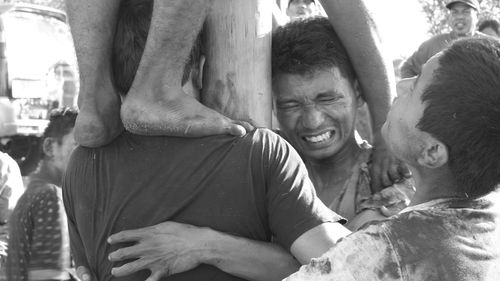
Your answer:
[301,105,324,129]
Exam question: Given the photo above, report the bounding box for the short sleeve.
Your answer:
[256,130,344,250]
[284,224,403,281]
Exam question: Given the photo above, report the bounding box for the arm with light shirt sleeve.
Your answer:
[285,225,402,281]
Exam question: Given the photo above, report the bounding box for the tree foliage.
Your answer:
[418,0,500,35]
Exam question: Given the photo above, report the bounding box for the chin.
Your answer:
[303,148,338,162]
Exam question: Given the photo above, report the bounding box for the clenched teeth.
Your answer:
[304,131,333,143]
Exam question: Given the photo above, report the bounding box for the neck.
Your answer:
[409,165,464,206]
[36,161,62,187]
[305,137,362,191]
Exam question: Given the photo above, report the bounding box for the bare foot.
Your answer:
[121,90,253,137]
[75,87,123,147]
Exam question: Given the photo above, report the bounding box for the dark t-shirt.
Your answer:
[63,128,340,281]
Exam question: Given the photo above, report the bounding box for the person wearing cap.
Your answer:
[400,0,483,78]
[286,0,320,21]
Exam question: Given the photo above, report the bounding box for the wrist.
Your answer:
[199,227,244,268]
[197,227,224,265]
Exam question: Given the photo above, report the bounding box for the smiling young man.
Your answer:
[400,0,484,78]
[285,37,500,281]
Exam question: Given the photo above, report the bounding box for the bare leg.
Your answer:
[121,0,252,137]
[67,0,123,147]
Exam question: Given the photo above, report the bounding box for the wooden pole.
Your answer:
[203,0,272,128]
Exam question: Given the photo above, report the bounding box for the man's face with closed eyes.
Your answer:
[274,67,362,161]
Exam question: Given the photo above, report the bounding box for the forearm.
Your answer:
[320,0,393,133]
[201,228,300,281]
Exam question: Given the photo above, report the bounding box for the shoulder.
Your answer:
[250,128,302,164]
[422,33,454,45]
[411,33,453,55]
[248,127,285,144]
[239,128,294,155]
[475,31,495,39]
[286,224,403,281]
[26,178,58,200]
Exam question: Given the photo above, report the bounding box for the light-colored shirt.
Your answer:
[309,143,414,221]
[284,190,500,281]
[0,152,23,215]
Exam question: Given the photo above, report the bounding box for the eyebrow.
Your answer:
[317,90,342,98]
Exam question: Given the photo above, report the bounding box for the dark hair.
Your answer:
[272,17,356,87]
[112,0,203,95]
[43,107,78,143]
[417,37,500,197]
[478,19,500,36]
[288,0,315,7]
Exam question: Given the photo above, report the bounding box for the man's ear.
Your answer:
[194,55,206,90]
[42,138,55,158]
[417,138,448,169]
[353,80,365,108]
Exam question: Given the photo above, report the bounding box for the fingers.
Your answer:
[108,243,148,262]
[398,162,411,178]
[380,200,407,217]
[111,258,152,277]
[108,227,153,244]
[380,206,396,217]
[387,163,402,184]
[76,266,93,281]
